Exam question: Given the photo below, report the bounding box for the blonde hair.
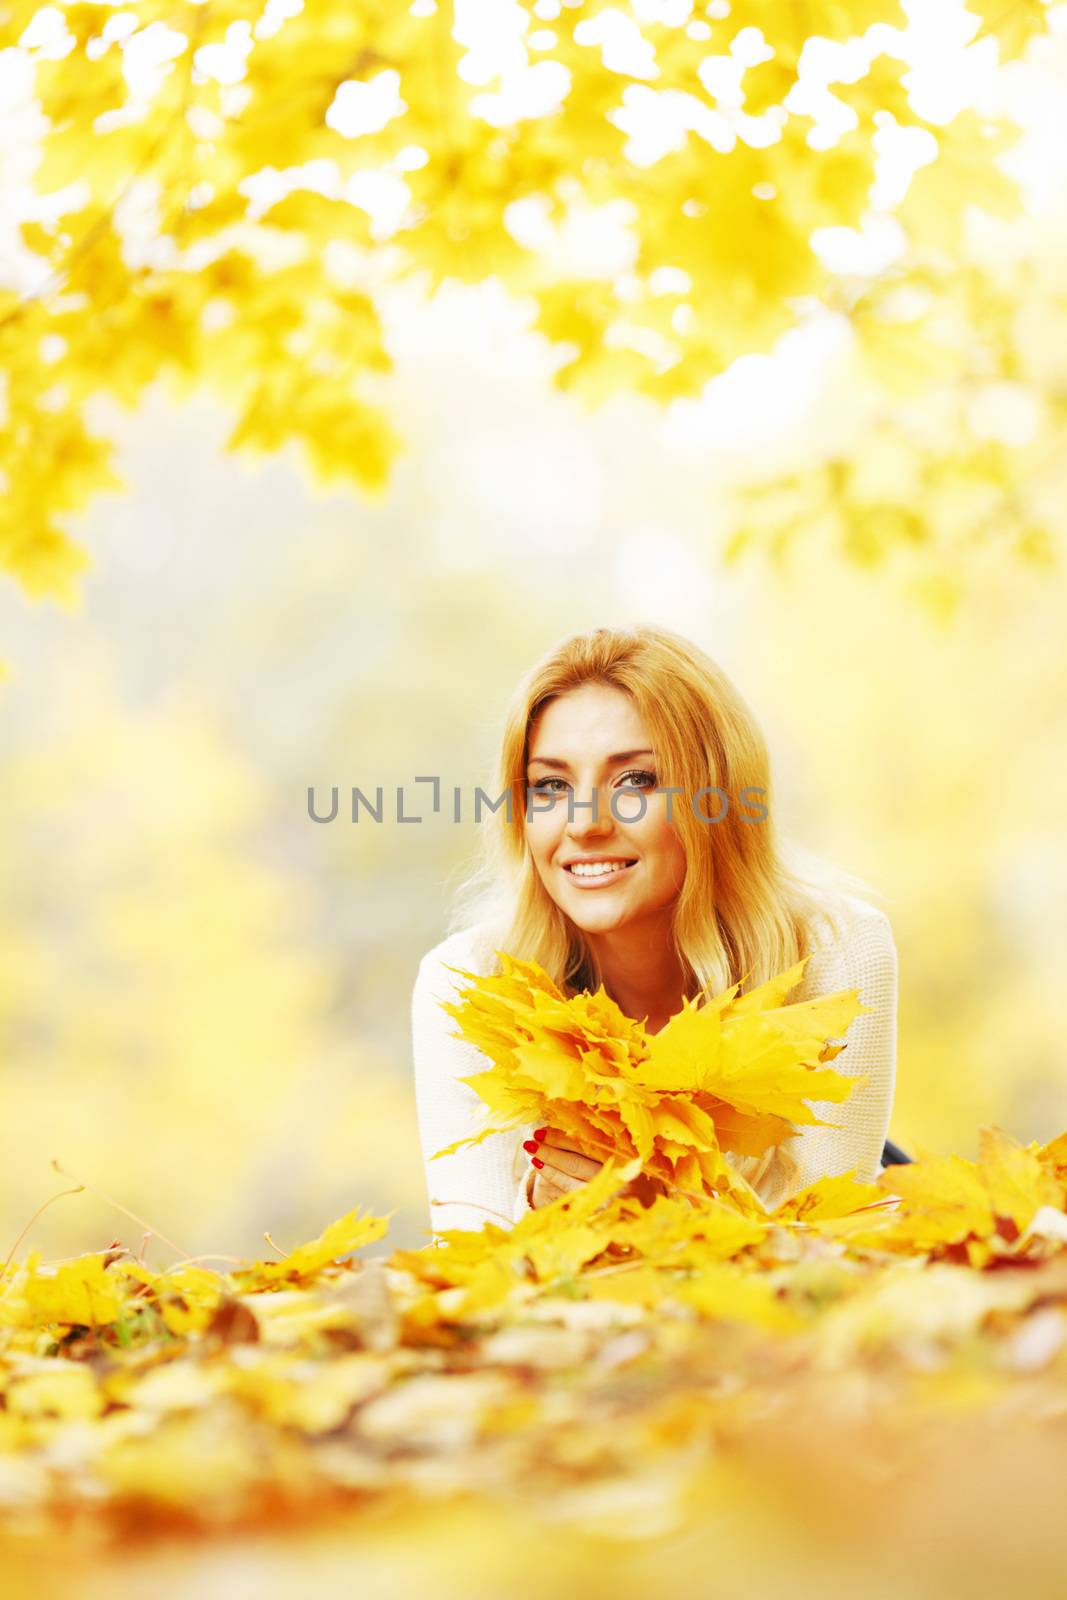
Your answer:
[447,624,886,1004]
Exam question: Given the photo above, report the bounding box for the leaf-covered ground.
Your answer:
[3,1128,1067,1598]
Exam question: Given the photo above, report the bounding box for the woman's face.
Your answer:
[524,683,687,936]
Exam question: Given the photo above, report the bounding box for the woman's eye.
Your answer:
[528,770,656,796]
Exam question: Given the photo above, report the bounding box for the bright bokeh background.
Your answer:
[1,6,1066,1259]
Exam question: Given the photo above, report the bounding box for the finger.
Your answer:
[536,1165,586,1197]
[534,1161,578,1195]
[538,1127,596,1158]
[537,1126,598,1164]
[533,1172,572,1207]
[537,1145,603,1182]
[533,1172,563,1205]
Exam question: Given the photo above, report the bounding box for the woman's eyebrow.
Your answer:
[527,748,654,771]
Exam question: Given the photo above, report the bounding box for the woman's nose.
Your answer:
[566,786,614,832]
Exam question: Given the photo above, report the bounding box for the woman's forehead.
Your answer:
[530,685,647,750]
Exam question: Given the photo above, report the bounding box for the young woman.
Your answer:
[412,625,898,1240]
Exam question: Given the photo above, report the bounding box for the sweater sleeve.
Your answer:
[411,934,534,1243]
[758,902,900,1208]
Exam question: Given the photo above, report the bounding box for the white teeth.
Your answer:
[567,860,634,878]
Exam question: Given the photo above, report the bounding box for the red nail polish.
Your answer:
[522,1139,538,1154]
[531,1157,544,1169]
[533,1128,547,1141]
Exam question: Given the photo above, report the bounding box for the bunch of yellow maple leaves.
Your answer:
[2,956,1067,1593]
[433,948,869,1210]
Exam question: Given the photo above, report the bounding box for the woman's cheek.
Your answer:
[527,823,557,879]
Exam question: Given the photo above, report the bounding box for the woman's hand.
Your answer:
[523,1127,602,1208]
[522,1127,669,1209]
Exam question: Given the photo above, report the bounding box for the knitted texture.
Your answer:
[411,894,898,1241]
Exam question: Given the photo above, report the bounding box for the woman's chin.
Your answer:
[560,898,642,932]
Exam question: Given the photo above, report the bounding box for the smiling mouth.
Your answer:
[562,859,638,879]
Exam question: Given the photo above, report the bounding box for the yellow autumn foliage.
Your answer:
[433,951,865,1209]
[0,1117,1065,1572]
[0,0,1055,604]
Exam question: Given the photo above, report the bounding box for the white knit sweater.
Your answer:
[411,894,898,1242]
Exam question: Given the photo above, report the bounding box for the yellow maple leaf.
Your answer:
[964,0,1051,58]
[675,1263,805,1333]
[837,1128,1066,1265]
[773,1170,889,1223]
[233,1207,393,1289]
[23,1254,123,1327]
